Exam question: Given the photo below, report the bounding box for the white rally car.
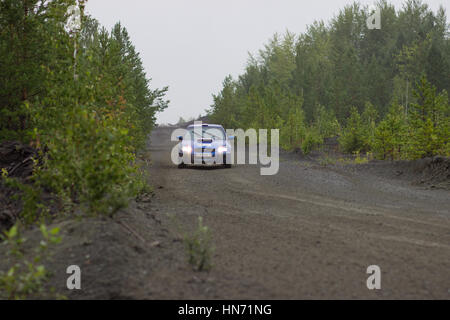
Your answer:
[177,123,234,168]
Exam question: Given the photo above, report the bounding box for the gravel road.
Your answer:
[136,126,450,299]
[4,125,448,299]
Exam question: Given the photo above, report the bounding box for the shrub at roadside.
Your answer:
[0,224,62,300]
[184,217,214,272]
[36,108,147,216]
[405,76,449,159]
[373,103,407,160]
[339,107,367,153]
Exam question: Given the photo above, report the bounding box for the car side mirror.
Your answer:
[177,136,183,141]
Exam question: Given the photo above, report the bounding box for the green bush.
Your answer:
[36,107,146,216]
[313,105,340,139]
[302,128,323,155]
[373,104,407,160]
[0,224,62,300]
[184,217,214,272]
[372,77,449,160]
[339,107,368,153]
[1,168,48,225]
[361,102,378,149]
[404,77,449,159]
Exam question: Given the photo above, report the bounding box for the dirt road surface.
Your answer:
[4,125,448,300]
[140,126,449,299]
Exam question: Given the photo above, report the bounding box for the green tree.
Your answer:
[373,103,407,160]
[339,107,367,153]
[0,0,74,140]
[313,104,340,138]
[207,1,450,159]
[361,102,379,149]
[209,76,240,129]
[406,76,449,158]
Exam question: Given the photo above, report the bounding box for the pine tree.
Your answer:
[373,103,407,160]
[339,107,367,153]
[406,76,449,158]
[0,0,73,140]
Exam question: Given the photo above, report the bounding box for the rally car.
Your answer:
[177,123,234,168]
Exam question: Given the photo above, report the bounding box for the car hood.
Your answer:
[183,139,227,149]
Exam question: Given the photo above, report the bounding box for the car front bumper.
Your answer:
[179,151,230,165]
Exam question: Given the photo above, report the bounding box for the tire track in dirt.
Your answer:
[144,126,450,299]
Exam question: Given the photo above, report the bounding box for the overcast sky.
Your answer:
[86,0,448,124]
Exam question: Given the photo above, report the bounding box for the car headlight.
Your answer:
[182,146,192,153]
[218,146,227,153]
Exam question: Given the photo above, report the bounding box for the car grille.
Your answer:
[194,147,215,154]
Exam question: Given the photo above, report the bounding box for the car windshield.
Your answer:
[185,127,225,141]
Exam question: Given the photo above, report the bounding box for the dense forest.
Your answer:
[0,0,168,298]
[208,0,449,160]
[0,0,168,217]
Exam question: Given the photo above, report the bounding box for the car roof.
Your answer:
[187,123,224,129]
